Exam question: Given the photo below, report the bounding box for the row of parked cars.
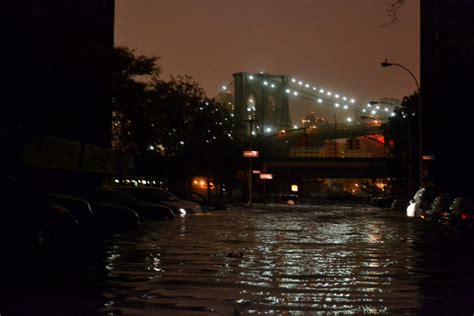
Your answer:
[0,172,227,249]
[406,188,474,229]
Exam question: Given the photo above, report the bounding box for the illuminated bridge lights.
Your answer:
[242,74,367,115]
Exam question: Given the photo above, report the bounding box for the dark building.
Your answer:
[421,0,474,195]
[2,0,115,187]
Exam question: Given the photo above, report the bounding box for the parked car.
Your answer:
[47,193,95,230]
[113,187,203,215]
[88,202,140,231]
[419,195,451,222]
[178,191,228,211]
[77,188,175,220]
[369,196,395,208]
[0,172,79,247]
[406,187,436,217]
[445,197,474,228]
[277,193,299,205]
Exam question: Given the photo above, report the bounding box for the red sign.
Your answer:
[243,150,259,158]
[260,173,273,180]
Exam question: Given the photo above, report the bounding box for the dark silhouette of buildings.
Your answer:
[2,0,115,188]
[421,0,474,195]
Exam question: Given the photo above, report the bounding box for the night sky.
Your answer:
[116,0,419,121]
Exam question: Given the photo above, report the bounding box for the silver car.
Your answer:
[113,187,203,215]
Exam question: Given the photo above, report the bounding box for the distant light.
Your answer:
[347,117,352,122]
[305,83,310,88]
[362,109,367,113]
[367,103,371,107]
[312,86,317,90]
[291,184,298,192]
[391,112,396,117]
[371,110,376,115]
[335,94,339,98]
[249,75,254,80]
[291,78,296,82]
[384,107,389,112]
[293,91,298,96]
[298,81,303,85]
[114,179,120,183]
[335,103,340,107]
[263,81,268,85]
[343,105,348,109]
[286,89,290,93]
[317,99,322,103]
[222,86,227,90]
[148,145,154,150]
[343,97,347,101]
[179,141,184,145]
[350,99,355,103]
[293,125,298,129]
[327,91,332,96]
[251,131,256,135]
[376,105,380,109]
[247,107,251,112]
[266,127,272,132]
[319,89,324,93]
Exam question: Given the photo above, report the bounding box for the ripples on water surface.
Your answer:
[1,203,474,315]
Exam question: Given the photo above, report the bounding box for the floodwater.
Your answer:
[1,203,474,315]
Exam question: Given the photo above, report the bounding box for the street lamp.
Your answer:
[381,58,422,194]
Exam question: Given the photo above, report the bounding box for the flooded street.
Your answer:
[2,203,474,315]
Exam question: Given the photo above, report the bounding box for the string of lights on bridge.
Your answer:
[221,73,397,126]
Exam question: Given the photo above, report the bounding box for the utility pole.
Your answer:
[243,118,258,207]
[334,116,337,157]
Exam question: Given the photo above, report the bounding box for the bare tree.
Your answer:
[380,0,406,28]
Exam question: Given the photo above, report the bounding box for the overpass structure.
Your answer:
[226,72,398,192]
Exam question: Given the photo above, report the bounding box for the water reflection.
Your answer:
[1,204,474,315]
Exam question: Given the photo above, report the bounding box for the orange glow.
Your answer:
[191,177,215,190]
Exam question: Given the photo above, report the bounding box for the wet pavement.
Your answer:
[1,203,474,315]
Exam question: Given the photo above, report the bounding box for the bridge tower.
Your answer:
[233,72,291,132]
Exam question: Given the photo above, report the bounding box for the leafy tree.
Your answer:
[111,46,160,153]
[144,75,245,189]
[110,47,245,190]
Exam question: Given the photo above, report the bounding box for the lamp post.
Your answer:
[243,118,258,207]
[381,58,422,194]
